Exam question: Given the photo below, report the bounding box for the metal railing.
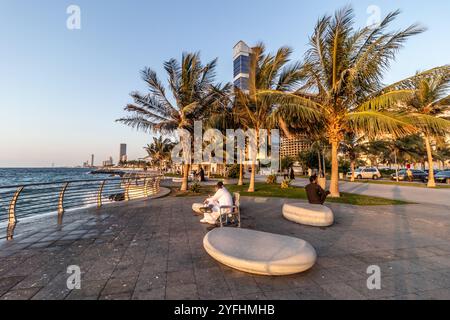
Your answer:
[0,174,162,240]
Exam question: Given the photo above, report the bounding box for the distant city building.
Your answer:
[233,41,252,92]
[91,154,95,167]
[120,144,127,162]
[280,134,311,158]
[102,157,114,167]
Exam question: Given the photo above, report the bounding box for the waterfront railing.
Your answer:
[0,174,162,240]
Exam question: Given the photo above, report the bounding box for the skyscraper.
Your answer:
[233,41,252,92]
[233,41,311,160]
[120,144,127,162]
[91,154,94,167]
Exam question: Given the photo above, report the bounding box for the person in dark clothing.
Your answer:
[290,167,295,180]
[305,174,330,205]
[199,166,205,182]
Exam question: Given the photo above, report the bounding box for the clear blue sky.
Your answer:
[0,0,449,167]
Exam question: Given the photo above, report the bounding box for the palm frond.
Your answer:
[358,90,414,111]
[256,90,323,111]
[404,113,450,136]
[345,111,417,138]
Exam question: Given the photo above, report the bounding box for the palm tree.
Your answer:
[386,66,450,187]
[206,93,248,185]
[435,137,450,170]
[340,133,369,182]
[234,43,317,192]
[366,135,426,181]
[144,136,174,172]
[259,7,423,197]
[117,52,224,191]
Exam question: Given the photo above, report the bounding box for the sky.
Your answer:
[0,0,449,167]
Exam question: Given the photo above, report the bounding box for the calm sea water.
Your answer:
[0,167,102,187]
[0,168,119,228]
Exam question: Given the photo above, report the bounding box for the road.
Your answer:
[255,176,450,207]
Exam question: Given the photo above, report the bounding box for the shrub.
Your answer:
[189,182,201,193]
[266,174,277,184]
[225,164,242,179]
[281,179,292,189]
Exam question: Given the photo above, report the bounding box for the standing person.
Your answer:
[407,168,414,182]
[305,175,330,205]
[199,166,205,182]
[200,182,233,225]
[290,167,295,180]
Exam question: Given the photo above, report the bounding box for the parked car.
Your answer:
[424,169,441,176]
[391,169,428,182]
[347,168,382,180]
[435,170,450,184]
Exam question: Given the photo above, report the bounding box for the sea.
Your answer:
[0,167,106,187]
[0,168,117,229]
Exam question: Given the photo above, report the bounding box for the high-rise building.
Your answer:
[233,41,311,161]
[91,154,94,167]
[233,41,252,93]
[120,144,127,162]
[280,134,311,158]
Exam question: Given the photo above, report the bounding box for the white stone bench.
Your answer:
[283,203,334,227]
[203,228,316,276]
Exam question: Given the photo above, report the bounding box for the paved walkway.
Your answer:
[0,195,450,300]
[255,176,450,207]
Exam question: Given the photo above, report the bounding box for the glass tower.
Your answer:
[233,41,252,92]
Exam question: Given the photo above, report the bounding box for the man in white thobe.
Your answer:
[200,182,233,225]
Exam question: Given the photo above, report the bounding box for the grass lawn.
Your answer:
[349,179,450,189]
[173,182,411,206]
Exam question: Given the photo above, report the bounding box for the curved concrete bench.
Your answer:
[203,228,316,276]
[283,203,334,227]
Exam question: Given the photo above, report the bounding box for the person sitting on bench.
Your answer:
[305,174,330,205]
[200,182,234,225]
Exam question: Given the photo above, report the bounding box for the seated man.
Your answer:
[200,182,234,225]
[305,174,330,205]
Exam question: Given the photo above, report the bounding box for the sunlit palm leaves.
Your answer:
[259,6,424,197]
[117,52,225,190]
[144,136,175,171]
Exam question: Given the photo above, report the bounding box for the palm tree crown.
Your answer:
[260,6,424,196]
[117,52,226,190]
[144,136,174,170]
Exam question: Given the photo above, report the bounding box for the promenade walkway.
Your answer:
[0,195,450,300]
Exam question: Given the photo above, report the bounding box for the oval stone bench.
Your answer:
[283,203,334,227]
[203,228,317,276]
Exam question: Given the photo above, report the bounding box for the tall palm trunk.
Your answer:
[238,163,244,186]
[394,150,400,182]
[350,159,356,182]
[330,140,340,198]
[424,136,436,188]
[248,131,259,193]
[181,164,190,191]
[248,162,256,192]
[317,151,322,177]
